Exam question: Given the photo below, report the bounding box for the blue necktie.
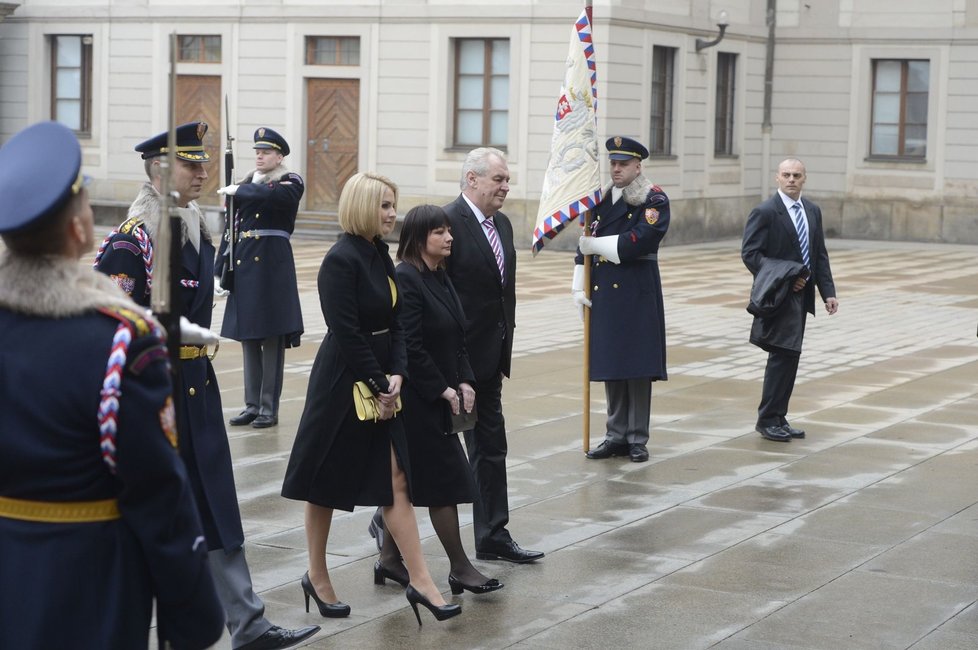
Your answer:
[791,202,810,268]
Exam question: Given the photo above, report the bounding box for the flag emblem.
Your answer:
[160,396,177,447]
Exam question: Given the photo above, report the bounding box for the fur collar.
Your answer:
[242,163,292,184]
[602,173,654,207]
[129,182,211,245]
[0,251,143,318]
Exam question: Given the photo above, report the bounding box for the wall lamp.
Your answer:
[695,10,729,52]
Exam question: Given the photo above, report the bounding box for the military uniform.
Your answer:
[0,121,223,650]
[575,137,670,461]
[220,127,304,427]
[94,122,319,650]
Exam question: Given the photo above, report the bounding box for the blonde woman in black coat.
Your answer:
[373,205,503,595]
[281,174,459,625]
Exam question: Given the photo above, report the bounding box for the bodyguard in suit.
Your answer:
[220,127,304,429]
[742,158,839,442]
[443,147,544,563]
[95,122,319,650]
[0,121,224,650]
[573,137,670,463]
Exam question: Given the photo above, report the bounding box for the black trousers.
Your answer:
[464,373,512,550]
[757,350,800,428]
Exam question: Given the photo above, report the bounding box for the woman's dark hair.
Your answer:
[396,204,451,271]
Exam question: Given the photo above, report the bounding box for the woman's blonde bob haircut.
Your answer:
[338,172,399,239]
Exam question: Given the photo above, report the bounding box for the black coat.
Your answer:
[742,193,836,354]
[0,293,223,650]
[221,169,304,345]
[395,262,476,506]
[95,218,245,551]
[443,195,517,380]
[576,184,670,381]
[281,234,410,510]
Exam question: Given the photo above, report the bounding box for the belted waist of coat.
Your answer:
[637,253,658,261]
[0,495,121,523]
[180,344,218,361]
[367,328,390,336]
[239,229,291,240]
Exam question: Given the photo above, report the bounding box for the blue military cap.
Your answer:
[253,127,290,156]
[606,136,649,161]
[0,121,88,234]
[135,121,210,162]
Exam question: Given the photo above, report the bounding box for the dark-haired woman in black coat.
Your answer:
[374,204,502,595]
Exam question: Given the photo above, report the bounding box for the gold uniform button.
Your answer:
[236,259,241,266]
[256,213,260,218]
[254,256,260,262]
[627,215,632,219]
[593,285,599,291]
[189,387,196,396]
[205,379,210,386]
[613,283,619,288]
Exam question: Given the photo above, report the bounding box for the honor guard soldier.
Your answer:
[219,127,304,429]
[573,136,670,463]
[94,122,319,650]
[0,121,224,649]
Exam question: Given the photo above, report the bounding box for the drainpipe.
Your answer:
[761,0,776,196]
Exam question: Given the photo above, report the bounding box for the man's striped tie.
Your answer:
[483,216,505,284]
[791,202,810,268]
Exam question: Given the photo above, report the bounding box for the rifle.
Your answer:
[152,32,183,650]
[219,95,235,291]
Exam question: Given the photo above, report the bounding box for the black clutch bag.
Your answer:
[448,401,477,435]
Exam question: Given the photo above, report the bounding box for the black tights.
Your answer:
[380,505,490,585]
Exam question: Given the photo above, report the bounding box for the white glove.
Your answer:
[571,264,591,321]
[578,235,621,264]
[217,184,238,196]
[179,316,220,346]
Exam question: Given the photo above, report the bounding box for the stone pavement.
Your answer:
[188,236,976,649]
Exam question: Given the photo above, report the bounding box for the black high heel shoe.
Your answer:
[448,574,504,595]
[405,584,461,626]
[374,560,409,588]
[301,571,351,618]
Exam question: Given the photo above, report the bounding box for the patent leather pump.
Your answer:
[448,574,504,595]
[301,572,351,618]
[373,560,409,588]
[405,584,461,625]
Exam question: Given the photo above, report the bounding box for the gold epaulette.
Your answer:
[97,305,153,337]
[118,215,145,236]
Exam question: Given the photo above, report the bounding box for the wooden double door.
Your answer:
[175,75,222,205]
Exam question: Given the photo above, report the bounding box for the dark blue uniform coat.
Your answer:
[95,207,245,552]
[0,273,223,650]
[395,262,476,507]
[281,234,410,510]
[577,183,670,382]
[221,169,304,345]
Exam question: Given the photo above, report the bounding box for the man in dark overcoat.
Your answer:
[742,158,838,442]
[574,137,669,463]
[220,127,304,429]
[0,120,225,650]
[95,122,319,650]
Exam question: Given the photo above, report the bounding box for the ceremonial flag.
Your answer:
[531,6,602,255]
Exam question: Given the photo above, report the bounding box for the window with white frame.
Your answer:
[453,38,509,148]
[650,45,676,156]
[870,59,928,158]
[51,35,92,135]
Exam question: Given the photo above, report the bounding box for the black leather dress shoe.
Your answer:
[782,423,805,438]
[252,414,278,429]
[475,540,544,563]
[235,624,320,650]
[756,424,791,442]
[585,440,629,459]
[629,443,649,462]
[229,410,258,426]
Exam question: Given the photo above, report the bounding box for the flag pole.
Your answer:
[582,0,594,454]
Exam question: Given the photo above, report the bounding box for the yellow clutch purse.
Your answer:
[353,379,402,422]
